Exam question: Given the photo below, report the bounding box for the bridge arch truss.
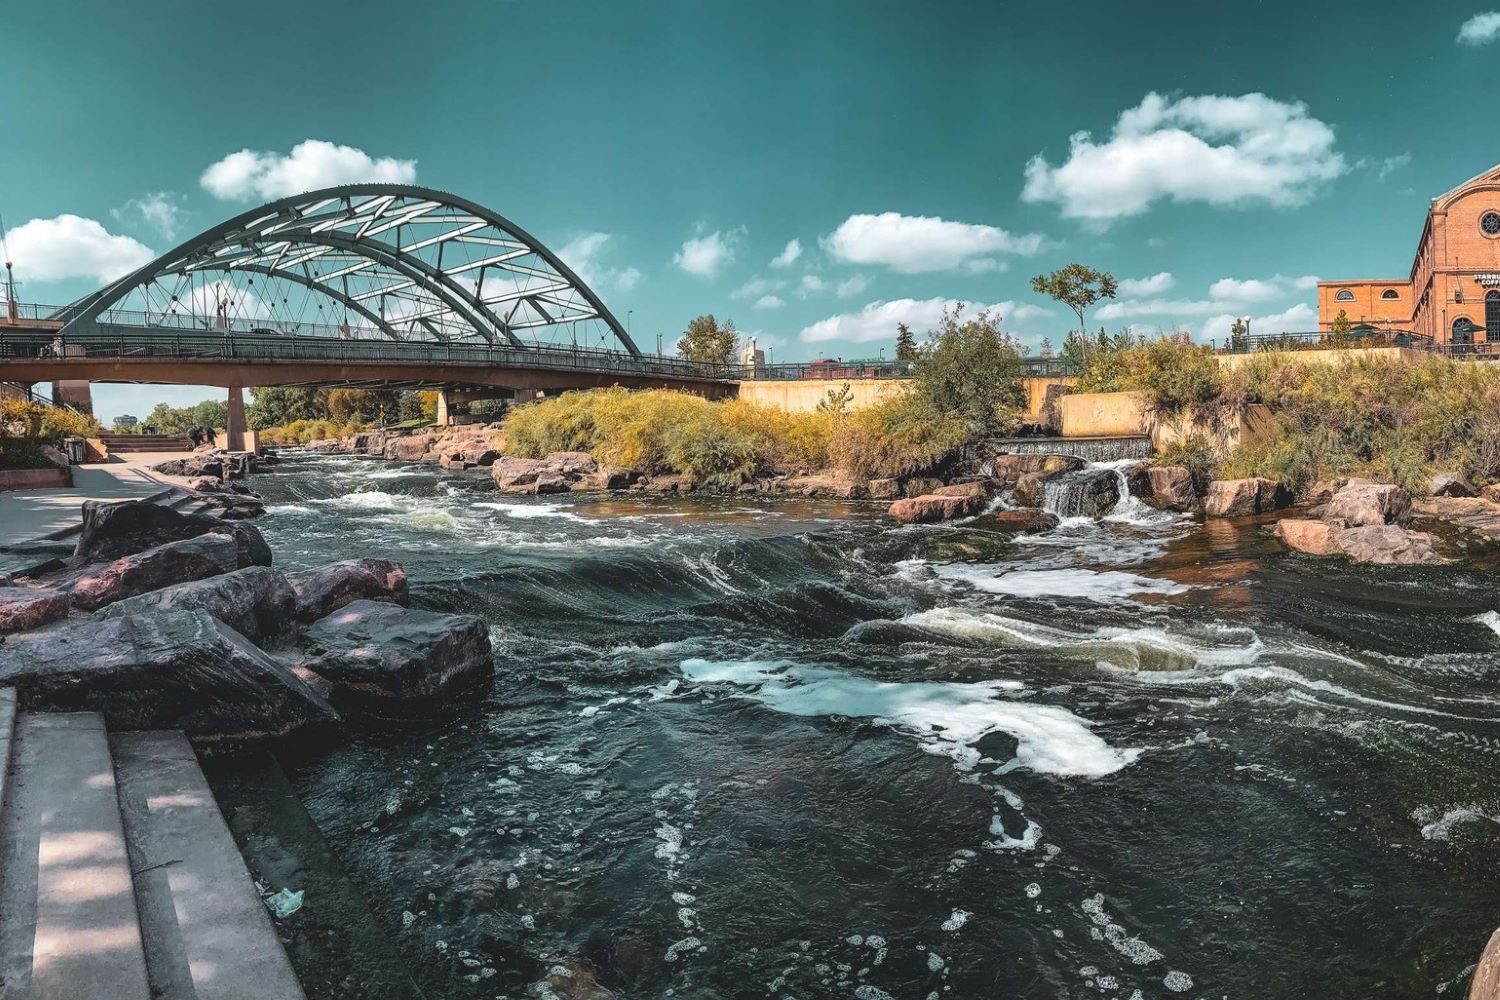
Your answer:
[55,184,642,356]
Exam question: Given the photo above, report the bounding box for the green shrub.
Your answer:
[1156,434,1218,495]
[832,392,969,479]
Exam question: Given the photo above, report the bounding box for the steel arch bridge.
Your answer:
[52,184,642,356]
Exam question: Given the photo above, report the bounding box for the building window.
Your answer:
[1381,289,1400,300]
[1488,291,1500,341]
[1334,289,1355,301]
[1454,317,1477,345]
[1483,211,1500,237]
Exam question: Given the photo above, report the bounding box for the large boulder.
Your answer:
[0,611,338,740]
[867,478,900,501]
[383,433,438,462]
[1012,472,1047,508]
[64,534,241,612]
[1041,467,1121,518]
[1336,524,1441,565]
[285,558,409,623]
[781,473,870,499]
[1274,518,1345,556]
[1411,496,1500,541]
[1137,466,1198,512]
[888,493,985,524]
[492,451,600,494]
[1426,473,1476,498]
[988,454,1086,484]
[96,566,296,644]
[0,586,68,634]
[299,600,493,712]
[1203,478,1291,517]
[150,452,226,479]
[930,481,990,499]
[74,499,227,563]
[1325,479,1411,526]
[974,508,1060,535]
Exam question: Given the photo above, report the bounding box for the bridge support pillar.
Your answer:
[435,390,452,427]
[226,386,246,451]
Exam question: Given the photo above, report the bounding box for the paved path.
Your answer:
[0,454,194,548]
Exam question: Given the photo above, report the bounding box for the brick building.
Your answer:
[1318,163,1500,345]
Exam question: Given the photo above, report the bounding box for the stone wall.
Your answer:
[1058,390,1273,456]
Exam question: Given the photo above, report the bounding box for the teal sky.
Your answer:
[4,0,1500,422]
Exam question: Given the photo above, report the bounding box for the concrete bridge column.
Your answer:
[435,390,452,427]
[226,386,246,451]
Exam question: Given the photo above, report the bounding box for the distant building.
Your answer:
[1319,164,1500,345]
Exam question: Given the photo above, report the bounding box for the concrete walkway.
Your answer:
[0,454,196,548]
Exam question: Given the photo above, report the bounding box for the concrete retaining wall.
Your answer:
[735,375,1075,420]
[0,466,72,492]
[1059,390,1274,455]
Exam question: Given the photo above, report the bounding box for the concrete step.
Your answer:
[112,731,304,1000]
[0,712,149,999]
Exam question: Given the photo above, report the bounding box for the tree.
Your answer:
[1329,309,1353,336]
[327,388,376,423]
[188,399,227,431]
[1039,337,1054,359]
[894,322,918,362]
[817,383,854,414]
[245,387,328,430]
[677,314,738,365]
[113,414,138,432]
[1030,264,1119,338]
[912,306,1027,434]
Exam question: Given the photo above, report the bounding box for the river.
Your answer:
[249,451,1500,999]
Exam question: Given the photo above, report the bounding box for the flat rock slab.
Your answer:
[285,559,408,624]
[74,498,230,563]
[0,610,338,741]
[62,534,241,612]
[96,566,296,644]
[112,731,305,1000]
[300,599,492,710]
[0,712,151,1000]
[0,586,68,634]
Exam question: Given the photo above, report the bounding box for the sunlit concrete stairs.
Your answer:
[0,698,304,999]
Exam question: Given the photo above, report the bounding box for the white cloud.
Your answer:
[557,232,641,294]
[112,191,188,240]
[1022,92,1346,223]
[754,295,784,310]
[1118,271,1174,296]
[1200,303,1318,343]
[1098,273,1320,320]
[822,212,1045,273]
[798,275,826,297]
[200,139,417,200]
[7,215,155,284]
[769,239,802,268]
[731,276,785,300]
[1376,152,1412,180]
[835,275,869,298]
[673,227,742,278]
[1459,11,1500,44]
[800,297,1048,344]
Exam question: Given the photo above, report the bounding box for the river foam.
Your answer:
[679,657,1138,777]
[932,565,1187,601]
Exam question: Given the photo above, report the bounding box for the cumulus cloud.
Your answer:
[673,227,742,278]
[1376,152,1412,180]
[1200,303,1318,343]
[822,212,1044,273]
[835,275,869,299]
[201,139,417,200]
[797,275,826,297]
[1118,271,1174,296]
[1022,92,1346,223]
[731,275,785,301]
[1459,11,1500,44]
[769,239,802,268]
[753,295,784,310]
[801,298,1049,344]
[1097,273,1319,320]
[557,232,641,294]
[112,191,188,240]
[7,215,155,284]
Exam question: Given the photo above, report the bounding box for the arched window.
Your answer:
[1454,317,1478,346]
[1334,289,1356,301]
[1381,289,1400,300]
[1488,290,1500,341]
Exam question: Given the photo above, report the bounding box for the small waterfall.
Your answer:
[986,436,1153,463]
[1041,467,1122,518]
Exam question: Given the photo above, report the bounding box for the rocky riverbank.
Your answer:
[0,488,491,743]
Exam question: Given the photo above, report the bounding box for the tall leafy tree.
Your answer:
[1029,264,1118,338]
[894,322,918,361]
[677,314,738,365]
[245,387,328,430]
